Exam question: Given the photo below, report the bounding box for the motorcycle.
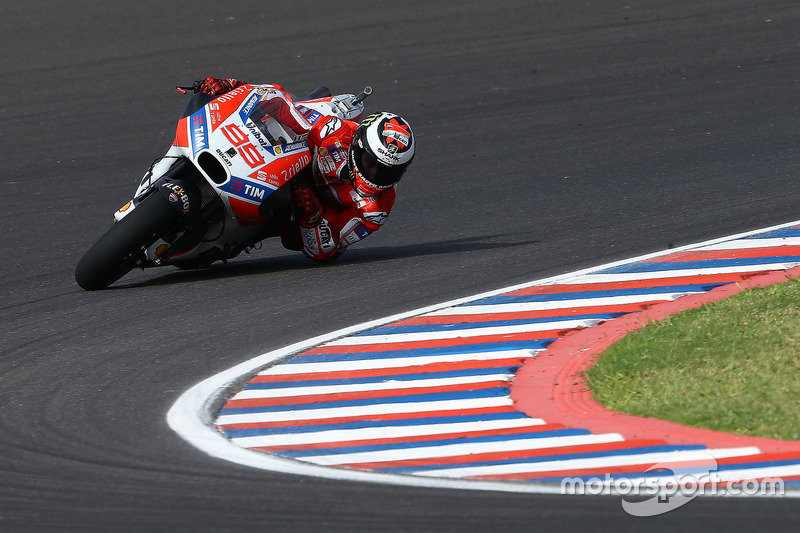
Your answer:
[75,83,372,290]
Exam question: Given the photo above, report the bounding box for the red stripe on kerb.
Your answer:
[246,424,568,454]
[338,439,667,470]
[304,331,563,354]
[250,357,530,383]
[217,405,520,431]
[641,245,800,263]
[505,273,750,296]
[223,379,511,409]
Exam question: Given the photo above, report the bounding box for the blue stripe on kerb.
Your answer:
[360,313,625,335]
[744,227,800,239]
[220,410,535,437]
[375,444,707,474]
[219,387,512,415]
[464,283,729,306]
[245,365,522,390]
[275,428,592,458]
[597,257,800,274]
[283,340,554,364]
[535,454,800,483]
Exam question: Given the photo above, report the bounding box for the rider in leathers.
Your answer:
[196,77,416,261]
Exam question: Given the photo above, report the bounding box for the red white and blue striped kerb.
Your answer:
[212,223,800,493]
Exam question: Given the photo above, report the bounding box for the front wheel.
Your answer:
[75,193,181,290]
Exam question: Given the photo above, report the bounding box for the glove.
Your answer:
[195,77,241,95]
[291,187,322,227]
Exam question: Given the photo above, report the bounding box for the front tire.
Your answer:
[75,193,180,290]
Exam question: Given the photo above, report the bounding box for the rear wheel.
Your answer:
[75,193,181,290]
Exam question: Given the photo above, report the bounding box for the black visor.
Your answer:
[351,141,405,188]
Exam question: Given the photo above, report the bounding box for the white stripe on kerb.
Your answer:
[297,433,625,466]
[259,349,540,376]
[218,396,516,426]
[228,417,548,449]
[232,372,515,400]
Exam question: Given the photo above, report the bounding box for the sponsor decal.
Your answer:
[382,118,411,149]
[190,111,208,154]
[238,93,261,123]
[222,178,269,202]
[250,168,282,188]
[163,182,192,213]
[327,142,346,163]
[363,211,389,225]
[220,123,266,169]
[207,102,225,131]
[340,218,371,246]
[348,189,370,208]
[301,220,335,256]
[296,105,322,124]
[216,148,233,166]
[319,153,337,175]
[376,145,402,162]
[360,113,380,127]
[320,117,342,138]
[319,223,333,248]
[248,152,311,187]
[215,85,249,103]
[355,224,370,239]
[245,122,274,153]
[282,140,308,154]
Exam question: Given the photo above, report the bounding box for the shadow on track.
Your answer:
[114,232,540,289]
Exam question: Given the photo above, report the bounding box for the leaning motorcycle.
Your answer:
[75,83,371,290]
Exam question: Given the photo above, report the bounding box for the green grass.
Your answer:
[585,277,800,440]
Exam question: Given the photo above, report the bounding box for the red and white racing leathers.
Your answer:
[294,115,396,261]
[257,88,395,261]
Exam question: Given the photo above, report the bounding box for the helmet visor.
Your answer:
[352,142,405,189]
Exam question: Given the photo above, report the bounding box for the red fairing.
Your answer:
[298,115,396,261]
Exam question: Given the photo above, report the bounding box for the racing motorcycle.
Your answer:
[75,83,372,290]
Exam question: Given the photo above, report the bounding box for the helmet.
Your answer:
[348,112,415,196]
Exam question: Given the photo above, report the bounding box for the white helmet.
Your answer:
[348,112,415,196]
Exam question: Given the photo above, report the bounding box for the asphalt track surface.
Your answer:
[2,0,800,530]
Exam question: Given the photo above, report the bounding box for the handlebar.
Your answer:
[351,86,373,106]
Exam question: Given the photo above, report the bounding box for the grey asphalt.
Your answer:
[2,0,799,530]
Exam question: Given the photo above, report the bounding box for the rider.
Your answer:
[195,77,416,261]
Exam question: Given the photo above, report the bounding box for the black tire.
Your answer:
[75,193,180,290]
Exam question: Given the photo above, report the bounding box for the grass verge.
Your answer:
[585,277,800,440]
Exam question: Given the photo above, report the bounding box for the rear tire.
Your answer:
[75,193,180,290]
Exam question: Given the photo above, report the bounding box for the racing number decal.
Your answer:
[239,144,265,169]
[221,124,265,169]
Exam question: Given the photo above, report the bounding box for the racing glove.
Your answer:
[291,187,322,227]
[195,77,243,95]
